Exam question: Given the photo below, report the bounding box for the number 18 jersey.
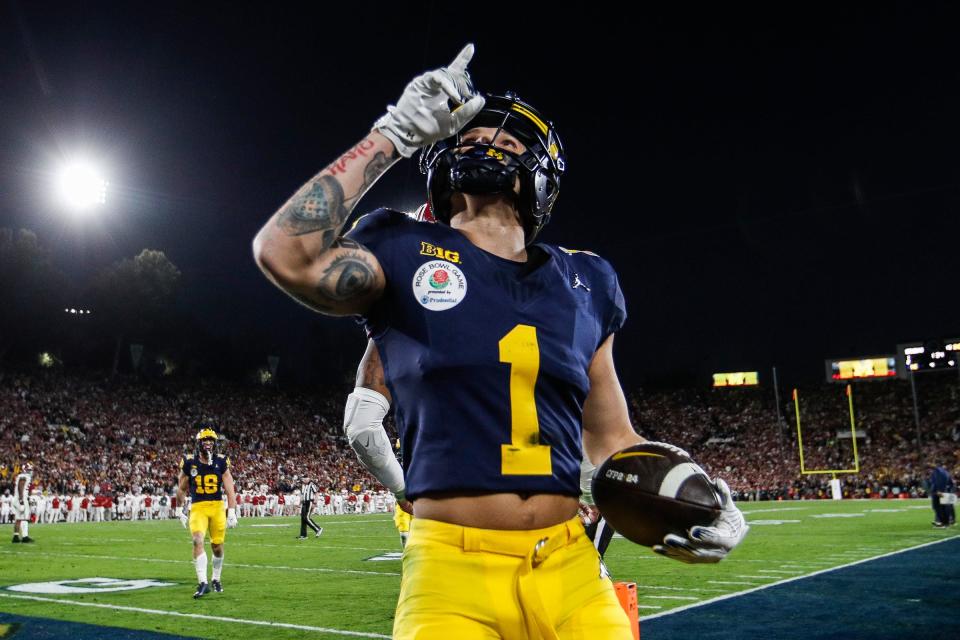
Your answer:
[348,209,627,501]
[180,454,230,503]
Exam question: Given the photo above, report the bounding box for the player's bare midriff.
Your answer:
[414,493,579,530]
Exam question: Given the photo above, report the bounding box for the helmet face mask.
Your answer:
[194,424,219,459]
[449,144,523,197]
[420,92,565,244]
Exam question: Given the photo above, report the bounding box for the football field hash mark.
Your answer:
[755,570,800,575]
[733,576,777,580]
[633,585,727,593]
[0,593,390,638]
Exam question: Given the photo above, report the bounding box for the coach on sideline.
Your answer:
[297,478,323,539]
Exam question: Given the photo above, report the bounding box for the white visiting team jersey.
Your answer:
[14,473,32,504]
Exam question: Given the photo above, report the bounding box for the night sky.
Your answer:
[1,2,958,385]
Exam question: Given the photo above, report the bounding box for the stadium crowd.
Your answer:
[629,378,960,500]
[2,369,958,512]
[0,370,381,502]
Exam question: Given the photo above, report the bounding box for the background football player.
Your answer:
[255,44,747,638]
[11,462,34,543]
[176,425,238,598]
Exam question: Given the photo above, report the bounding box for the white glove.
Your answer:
[652,478,749,564]
[374,44,486,158]
[226,507,238,529]
[176,507,189,529]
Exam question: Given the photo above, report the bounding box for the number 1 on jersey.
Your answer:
[499,324,552,475]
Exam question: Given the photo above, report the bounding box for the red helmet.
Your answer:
[410,202,436,223]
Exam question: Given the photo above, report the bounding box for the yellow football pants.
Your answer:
[189,500,226,544]
[393,516,633,640]
[394,505,413,533]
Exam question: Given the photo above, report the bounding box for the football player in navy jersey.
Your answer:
[347,336,618,564]
[255,44,747,639]
[176,426,238,598]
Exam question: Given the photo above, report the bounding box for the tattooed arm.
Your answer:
[255,45,483,316]
[253,131,398,316]
[356,338,392,403]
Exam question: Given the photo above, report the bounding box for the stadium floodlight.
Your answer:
[55,160,108,212]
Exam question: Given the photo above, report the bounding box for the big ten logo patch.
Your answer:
[419,242,460,264]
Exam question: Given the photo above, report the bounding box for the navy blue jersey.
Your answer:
[930,466,955,492]
[347,209,626,500]
[180,454,231,503]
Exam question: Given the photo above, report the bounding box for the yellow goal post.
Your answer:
[793,384,860,475]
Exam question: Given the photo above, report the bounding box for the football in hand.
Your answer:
[591,443,722,547]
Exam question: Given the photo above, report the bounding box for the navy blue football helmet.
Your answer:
[419,92,565,244]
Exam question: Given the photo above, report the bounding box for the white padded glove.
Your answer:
[226,507,238,529]
[374,44,486,158]
[176,507,189,529]
[652,478,749,564]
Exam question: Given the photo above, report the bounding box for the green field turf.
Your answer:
[0,499,956,639]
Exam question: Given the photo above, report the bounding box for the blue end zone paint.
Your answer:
[643,537,960,640]
[0,613,202,640]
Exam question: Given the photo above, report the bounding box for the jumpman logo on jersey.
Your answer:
[571,273,590,292]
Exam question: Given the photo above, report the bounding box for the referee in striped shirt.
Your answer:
[297,479,323,539]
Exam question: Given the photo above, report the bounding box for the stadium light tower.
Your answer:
[55,159,108,213]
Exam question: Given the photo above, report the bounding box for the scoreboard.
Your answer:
[824,356,896,383]
[897,339,960,378]
[712,371,759,387]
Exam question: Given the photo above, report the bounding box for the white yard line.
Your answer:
[755,570,801,575]
[233,543,390,551]
[739,507,810,514]
[0,592,389,638]
[644,595,701,601]
[634,585,727,593]
[707,581,760,586]
[642,534,960,621]
[0,550,398,577]
[29,517,394,529]
[45,537,390,551]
